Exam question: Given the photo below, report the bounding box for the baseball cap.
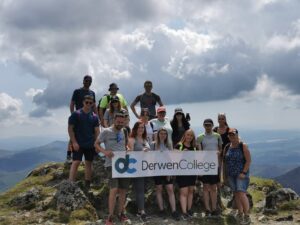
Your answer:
[157,106,166,113]
[109,83,119,91]
[203,118,214,125]
[174,108,184,114]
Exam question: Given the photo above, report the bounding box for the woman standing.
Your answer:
[175,129,197,220]
[103,96,122,128]
[171,108,190,147]
[224,128,251,225]
[213,113,230,152]
[127,121,150,222]
[151,127,180,221]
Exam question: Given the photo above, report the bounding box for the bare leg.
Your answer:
[210,184,218,211]
[108,188,118,217]
[156,185,164,210]
[118,188,127,214]
[166,184,177,212]
[187,186,195,211]
[69,160,81,181]
[179,187,188,213]
[203,184,211,211]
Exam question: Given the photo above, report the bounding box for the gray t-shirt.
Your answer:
[103,109,120,127]
[197,132,222,151]
[99,127,127,167]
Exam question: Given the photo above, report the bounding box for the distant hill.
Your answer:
[0,141,67,172]
[0,141,67,192]
[275,166,300,194]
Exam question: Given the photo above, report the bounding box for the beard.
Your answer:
[115,124,123,130]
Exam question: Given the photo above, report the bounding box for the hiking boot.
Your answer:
[105,216,114,225]
[211,210,221,217]
[137,213,148,222]
[119,212,129,222]
[187,209,194,218]
[66,155,72,164]
[171,211,180,221]
[181,213,189,220]
[228,209,238,217]
[236,212,244,222]
[158,210,166,219]
[240,215,251,225]
[205,210,211,217]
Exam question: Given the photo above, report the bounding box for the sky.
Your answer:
[1,0,300,141]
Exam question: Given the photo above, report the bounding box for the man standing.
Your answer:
[95,111,130,225]
[197,118,222,217]
[70,75,96,113]
[67,75,97,163]
[131,80,163,120]
[68,95,100,190]
[98,83,128,127]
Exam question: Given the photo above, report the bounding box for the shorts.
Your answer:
[200,168,220,185]
[227,175,249,193]
[106,167,130,189]
[176,176,196,188]
[72,147,95,161]
[154,176,174,186]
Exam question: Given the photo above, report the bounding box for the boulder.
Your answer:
[9,187,42,209]
[265,188,299,209]
[53,180,89,211]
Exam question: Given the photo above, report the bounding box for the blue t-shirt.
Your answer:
[68,109,99,148]
[71,88,96,110]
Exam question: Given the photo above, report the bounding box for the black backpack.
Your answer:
[97,94,111,114]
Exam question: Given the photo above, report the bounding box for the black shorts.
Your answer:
[200,175,220,185]
[176,176,197,188]
[72,147,95,161]
[154,176,173,186]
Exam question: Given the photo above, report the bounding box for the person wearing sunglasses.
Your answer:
[67,75,97,163]
[98,83,128,127]
[94,111,130,225]
[68,95,100,190]
[130,80,164,120]
[223,128,251,225]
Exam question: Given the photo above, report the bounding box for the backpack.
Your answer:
[97,94,111,114]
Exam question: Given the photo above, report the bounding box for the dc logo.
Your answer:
[115,154,137,174]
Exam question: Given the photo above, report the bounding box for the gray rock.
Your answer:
[265,188,299,209]
[53,180,88,211]
[9,187,41,209]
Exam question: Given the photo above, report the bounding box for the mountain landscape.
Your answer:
[0,129,299,194]
[275,166,300,195]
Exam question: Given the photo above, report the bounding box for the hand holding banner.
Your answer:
[112,150,218,178]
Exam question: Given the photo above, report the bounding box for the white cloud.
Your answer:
[241,74,300,108]
[0,92,22,123]
[25,88,43,98]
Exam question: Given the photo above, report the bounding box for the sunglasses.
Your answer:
[84,101,93,105]
[204,124,212,127]
[84,79,92,83]
[228,133,236,136]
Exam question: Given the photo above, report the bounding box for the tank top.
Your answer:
[225,145,245,177]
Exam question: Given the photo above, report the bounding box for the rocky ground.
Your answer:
[0,159,299,225]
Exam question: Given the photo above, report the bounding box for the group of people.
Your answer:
[67,75,252,225]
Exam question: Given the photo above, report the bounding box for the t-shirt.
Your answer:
[71,88,96,110]
[99,127,127,167]
[197,132,222,151]
[103,109,121,127]
[134,93,161,118]
[99,93,127,109]
[150,118,173,147]
[68,109,99,148]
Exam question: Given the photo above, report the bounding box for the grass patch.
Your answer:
[279,199,300,211]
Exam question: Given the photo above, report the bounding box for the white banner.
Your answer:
[112,150,218,178]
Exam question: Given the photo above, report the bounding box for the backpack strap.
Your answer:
[197,134,205,150]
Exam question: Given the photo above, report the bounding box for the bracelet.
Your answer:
[242,171,247,175]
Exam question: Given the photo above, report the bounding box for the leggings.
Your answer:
[133,177,145,211]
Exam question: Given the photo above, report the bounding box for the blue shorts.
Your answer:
[227,175,249,193]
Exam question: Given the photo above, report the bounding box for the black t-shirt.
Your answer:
[71,88,96,110]
[134,92,161,117]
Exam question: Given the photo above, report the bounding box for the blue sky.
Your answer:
[1,0,300,140]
